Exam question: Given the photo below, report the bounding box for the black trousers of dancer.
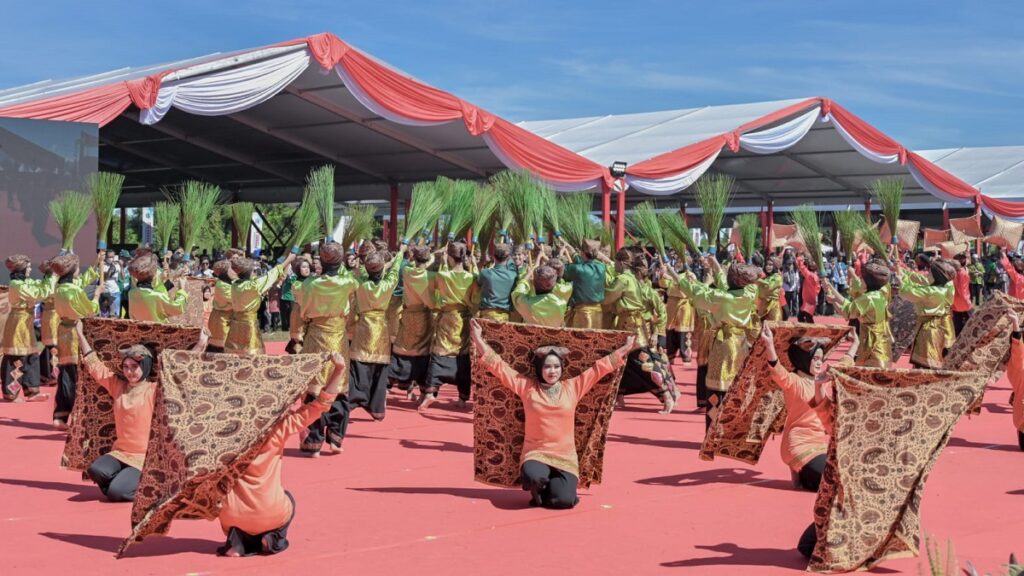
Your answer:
[953,310,971,337]
[39,346,57,384]
[279,300,292,333]
[87,454,141,502]
[302,393,349,453]
[664,330,691,363]
[1,354,41,400]
[970,283,983,306]
[219,492,295,556]
[389,353,430,390]
[798,522,818,559]
[422,354,471,401]
[521,460,578,509]
[349,361,389,420]
[54,363,77,423]
[206,344,225,353]
[796,453,827,492]
[797,311,814,324]
[696,364,710,409]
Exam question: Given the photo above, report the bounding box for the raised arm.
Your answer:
[570,335,636,398]
[470,321,529,395]
[279,353,348,435]
[77,322,119,393]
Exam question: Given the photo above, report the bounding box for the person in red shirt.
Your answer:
[1000,247,1024,299]
[951,253,973,336]
[795,254,821,324]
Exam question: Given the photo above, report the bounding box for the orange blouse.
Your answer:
[1007,339,1024,433]
[83,354,157,470]
[769,362,828,471]
[478,348,625,477]
[219,391,333,536]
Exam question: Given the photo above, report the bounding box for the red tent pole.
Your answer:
[974,198,982,256]
[615,178,626,251]
[602,180,612,229]
[864,198,872,223]
[389,183,399,250]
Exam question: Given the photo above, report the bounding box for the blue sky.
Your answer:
[3,1,1023,150]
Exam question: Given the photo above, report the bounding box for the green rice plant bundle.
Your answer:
[859,221,888,258]
[342,204,378,249]
[229,202,254,249]
[306,165,336,240]
[791,204,825,272]
[556,193,594,248]
[153,201,179,252]
[593,222,614,250]
[444,179,478,241]
[286,199,321,249]
[49,190,93,252]
[694,173,733,253]
[539,184,559,240]
[173,180,222,255]
[659,210,700,256]
[492,170,544,245]
[870,177,903,245]
[628,201,666,256]
[833,210,867,257]
[733,212,760,259]
[88,172,124,248]
[470,185,499,244]
[405,179,447,243]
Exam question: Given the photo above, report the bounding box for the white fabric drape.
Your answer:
[823,113,901,164]
[625,149,721,195]
[141,49,312,125]
[739,107,820,154]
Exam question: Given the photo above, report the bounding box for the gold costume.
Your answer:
[2,276,56,356]
[605,270,648,345]
[297,270,358,391]
[430,267,479,356]
[54,282,97,365]
[511,270,569,328]
[207,279,232,348]
[350,255,404,365]
[224,264,283,355]
[567,303,604,330]
[660,275,695,333]
[393,266,435,357]
[837,286,893,368]
[677,275,758,392]
[898,269,954,369]
[128,286,187,324]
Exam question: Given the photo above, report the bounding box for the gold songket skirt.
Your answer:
[393,306,433,357]
[41,303,59,347]
[706,324,752,392]
[665,297,695,332]
[616,311,651,348]
[567,303,604,330]
[207,308,231,348]
[56,320,80,366]
[387,295,403,344]
[2,308,37,356]
[432,307,471,356]
[911,315,948,369]
[694,314,716,367]
[857,320,892,368]
[303,315,350,393]
[224,312,263,355]
[350,310,391,364]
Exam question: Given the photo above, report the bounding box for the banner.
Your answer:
[141,207,154,247]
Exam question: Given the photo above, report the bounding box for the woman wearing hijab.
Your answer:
[1003,310,1024,451]
[2,255,56,402]
[77,323,208,501]
[471,322,635,508]
[283,256,312,354]
[760,323,860,491]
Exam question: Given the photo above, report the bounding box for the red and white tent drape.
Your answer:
[0,32,1018,219]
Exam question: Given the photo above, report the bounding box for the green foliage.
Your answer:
[871,178,903,245]
[659,210,699,255]
[733,213,760,258]
[341,204,379,249]
[153,201,179,251]
[628,202,666,256]
[88,172,124,243]
[306,165,336,239]
[833,211,867,256]
[791,204,824,271]
[406,179,448,243]
[695,173,733,251]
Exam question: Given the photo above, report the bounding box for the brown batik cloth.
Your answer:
[0,286,9,367]
[888,295,917,359]
[808,364,986,573]
[943,292,1024,413]
[699,321,850,464]
[117,350,328,557]
[471,319,630,489]
[61,318,202,472]
[166,278,210,328]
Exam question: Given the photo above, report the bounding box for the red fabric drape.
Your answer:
[825,99,907,163]
[627,136,729,179]
[906,152,979,202]
[0,84,134,126]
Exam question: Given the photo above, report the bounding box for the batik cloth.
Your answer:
[61,318,201,472]
[116,351,328,557]
[807,364,986,573]
[471,319,630,489]
[700,322,850,464]
[167,278,209,328]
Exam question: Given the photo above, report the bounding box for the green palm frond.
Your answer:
[695,173,733,252]
[49,191,93,251]
[88,172,124,245]
[341,204,378,249]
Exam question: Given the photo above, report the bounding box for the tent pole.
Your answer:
[615,178,626,251]
[119,207,127,246]
[864,198,872,223]
[974,198,982,256]
[942,202,950,231]
[602,180,612,230]
[389,183,399,250]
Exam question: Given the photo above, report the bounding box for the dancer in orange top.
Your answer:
[218,351,348,556]
[1002,310,1024,451]
[471,322,635,508]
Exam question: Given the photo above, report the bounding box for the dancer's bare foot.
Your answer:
[406,388,418,402]
[308,451,320,459]
[615,393,625,409]
[418,394,437,412]
[455,399,468,410]
[52,419,68,431]
[659,394,675,415]
[25,392,50,403]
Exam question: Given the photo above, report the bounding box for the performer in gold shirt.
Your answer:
[295,242,357,456]
[51,253,102,428]
[660,257,695,365]
[604,249,647,345]
[37,258,59,386]
[2,255,56,402]
[897,258,955,369]
[346,245,406,430]
[127,253,188,323]
[420,242,479,411]
[390,245,435,399]
[617,258,676,414]
[205,259,235,353]
[224,251,294,355]
[511,263,570,328]
[825,259,893,368]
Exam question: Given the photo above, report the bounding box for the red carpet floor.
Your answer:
[1,339,1020,575]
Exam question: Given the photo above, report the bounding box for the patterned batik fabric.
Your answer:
[943,292,1024,413]
[117,351,328,557]
[61,319,202,472]
[807,364,987,573]
[471,319,630,489]
[700,322,850,464]
[888,295,917,359]
[0,287,9,367]
[167,278,210,328]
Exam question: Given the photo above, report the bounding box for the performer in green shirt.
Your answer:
[127,253,188,324]
[390,245,435,399]
[2,255,56,402]
[51,253,102,428]
[477,243,518,322]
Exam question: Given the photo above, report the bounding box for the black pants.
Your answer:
[54,364,77,422]
[705,390,726,431]
[39,345,57,383]
[206,344,225,353]
[521,460,578,509]
[87,454,141,502]
[797,311,814,324]
[696,364,709,408]
[279,300,292,333]
[971,284,983,306]
[797,453,827,492]
[302,393,349,453]
[953,310,971,337]
[665,330,690,362]
[784,291,799,319]
[349,361,389,420]
[219,491,295,556]
[423,354,471,401]
[798,522,817,559]
[2,354,41,400]
[1018,430,1024,452]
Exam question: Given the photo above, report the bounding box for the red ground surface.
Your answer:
[1,337,1020,575]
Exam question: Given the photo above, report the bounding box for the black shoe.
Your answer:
[529,492,544,507]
